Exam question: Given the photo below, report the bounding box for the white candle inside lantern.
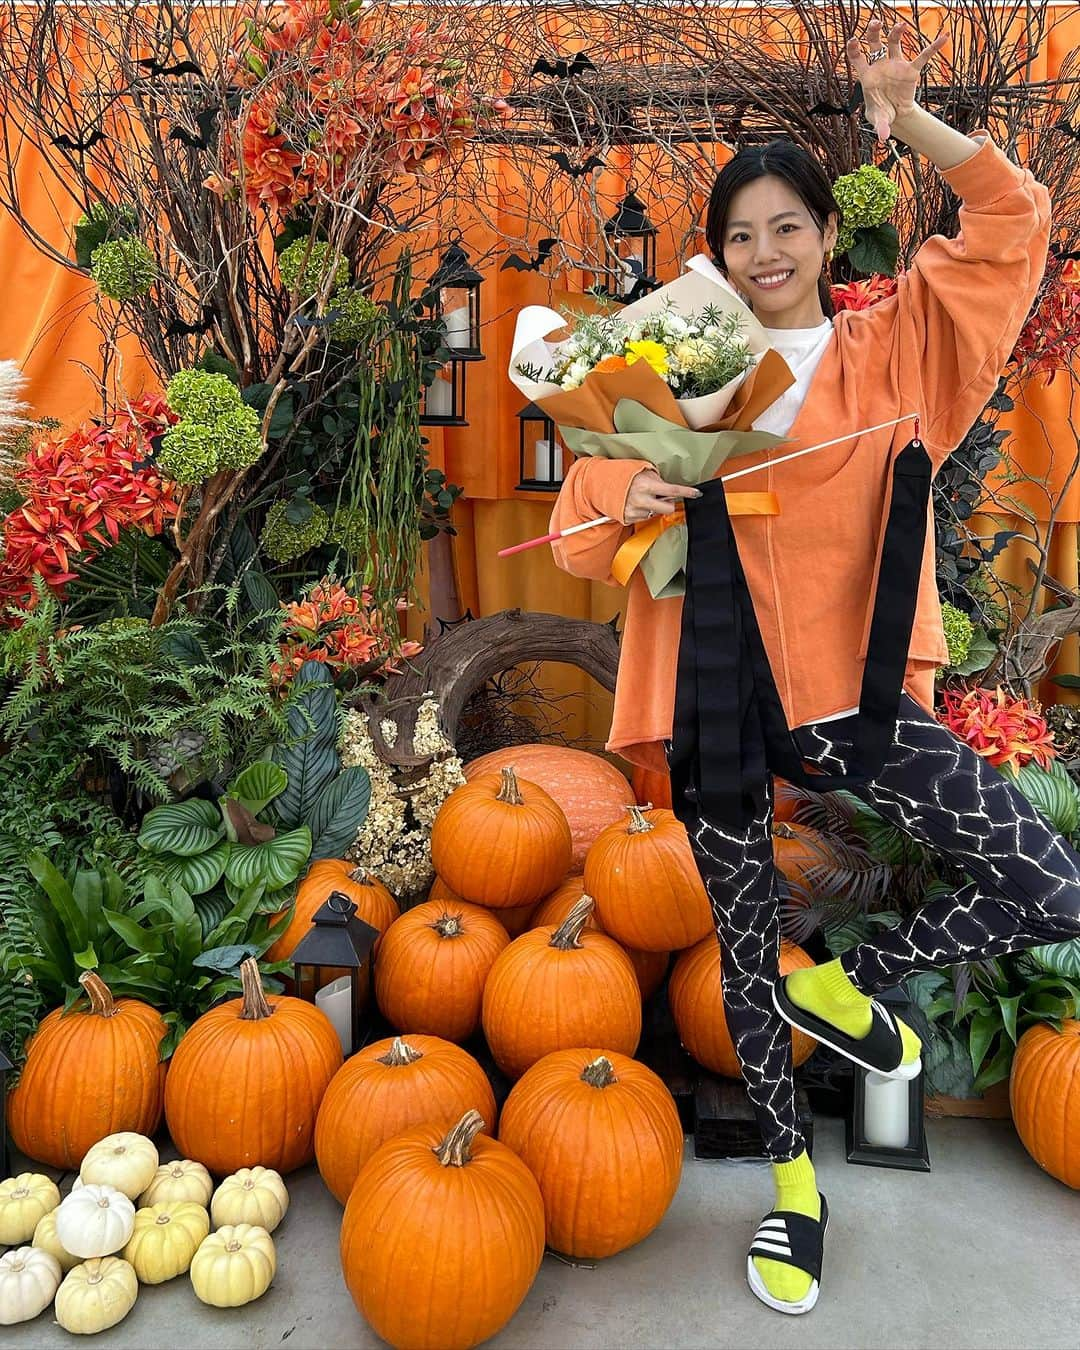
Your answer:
[314,976,352,1057]
[425,372,453,417]
[619,250,643,297]
[861,1071,912,1149]
[533,437,565,484]
[442,303,471,350]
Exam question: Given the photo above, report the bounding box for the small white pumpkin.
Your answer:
[31,1209,81,1272]
[0,1247,62,1325]
[80,1132,158,1201]
[138,1159,213,1209]
[123,1203,210,1284]
[70,1176,84,1192]
[0,1173,61,1245]
[190,1223,275,1307]
[210,1167,289,1233]
[54,1257,138,1335]
[55,1183,136,1259]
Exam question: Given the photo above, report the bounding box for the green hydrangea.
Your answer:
[157,423,219,485]
[89,237,157,300]
[165,369,241,424]
[213,404,265,470]
[260,499,329,562]
[328,504,366,552]
[941,601,976,668]
[278,236,350,297]
[832,164,899,255]
[330,287,381,344]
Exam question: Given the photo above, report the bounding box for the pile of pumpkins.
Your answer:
[0,1130,289,1332]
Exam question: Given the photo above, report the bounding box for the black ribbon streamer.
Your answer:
[667,438,932,831]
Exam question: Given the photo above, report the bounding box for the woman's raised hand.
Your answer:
[847,18,948,145]
[621,468,702,525]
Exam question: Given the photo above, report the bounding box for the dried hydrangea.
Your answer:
[165,370,241,424]
[213,404,265,470]
[260,499,330,562]
[90,237,157,300]
[941,601,976,668]
[157,422,219,485]
[330,287,382,344]
[278,236,349,297]
[832,164,898,255]
[328,505,365,553]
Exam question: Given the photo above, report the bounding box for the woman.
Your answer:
[550,19,1077,1316]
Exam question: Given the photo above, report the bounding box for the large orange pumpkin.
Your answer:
[340,1110,545,1350]
[482,895,642,1079]
[669,937,817,1076]
[374,900,509,1041]
[8,972,167,1170]
[165,957,342,1175]
[529,875,669,1002]
[464,745,635,871]
[430,875,534,936]
[499,1049,683,1258]
[584,806,712,951]
[266,860,399,968]
[315,1035,497,1205]
[431,767,572,908]
[772,822,838,890]
[1009,1019,1080,1188]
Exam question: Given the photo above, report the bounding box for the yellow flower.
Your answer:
[625,339,669,378]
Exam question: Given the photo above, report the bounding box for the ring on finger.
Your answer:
[867,46,889,63]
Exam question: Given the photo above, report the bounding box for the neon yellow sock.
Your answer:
[786,959,921,1065]
[753,1148,820,1304]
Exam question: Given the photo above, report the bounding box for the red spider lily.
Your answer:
[938,685,1057,773]
[830,273,899,313]
[1011,261,1080,385]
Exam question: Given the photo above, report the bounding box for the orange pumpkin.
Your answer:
[164,957,342,1175]
[267,860,399,970]
[669,936,817,1076]
[772,821,838,890]
[340,1111,545,1350]
[482,895,642,1079]
[431,767,572,908]
[584,806,712,951]
[630,763,673,811]
[374,900,509,1041]
[430,875,534,936]
[530,876,669,1002]
[464,745,635,870]
[772,778,803,823]
[7,972,167,1170]
[315,1035,497,1205]
[1009,1019,1080,1188]
[499,1049,683,1258]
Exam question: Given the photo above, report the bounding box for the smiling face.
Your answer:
[720,174,839,329]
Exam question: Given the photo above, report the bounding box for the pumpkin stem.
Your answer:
[549,894,594,949]
[773,822,798,839]
[580,1056,617,1089]
[78,970,118,1018]
[238,957,274,1021]
[434,1109,486,1167]
[348,866,373,886]
[433,913,464,938]
[376,1037,424,1067]
[495,766,524,805]
[625,805,656,834]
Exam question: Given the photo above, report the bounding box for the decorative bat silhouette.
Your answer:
[1050,242,1080,261]
[501,237,560,272]
[290,309,345,330]
[164,306,216,338]
[136,57,203,78]
[549,152,605,177]
[168,106,220,150]
[531,53,594,80]
[1054,118,1080,142]
[809,82,865,117]
[50,128,105,152]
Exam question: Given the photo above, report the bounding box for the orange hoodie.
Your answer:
[549,132,1052,775]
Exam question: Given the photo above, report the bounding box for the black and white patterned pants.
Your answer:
[669,691,1080,1162]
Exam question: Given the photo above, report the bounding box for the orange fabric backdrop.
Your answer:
[2,3,1078,746]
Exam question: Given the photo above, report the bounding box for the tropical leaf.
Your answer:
[193,890,231,939]
[225,826,312,891]
[157,840,231,897]
[194,944,260,975]
[308,767,371,860]
[138,798,226,857]
[1027,936,1080,979]
[1006,758,1080,835]
[271,661,340,828]
[227,761,288,815]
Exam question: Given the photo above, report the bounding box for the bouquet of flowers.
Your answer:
[508,254,796,597]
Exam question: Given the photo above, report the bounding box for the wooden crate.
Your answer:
[694,1076,814,1160]
[924,1079,1012,1120]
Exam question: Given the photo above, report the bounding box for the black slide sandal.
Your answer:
[772,976,921,1080]
[745,1192,830,1315]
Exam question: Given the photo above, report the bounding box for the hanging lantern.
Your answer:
[420,360,468,427]
[516,402,567,490]
[426,234,484,359]
[291,892,379,1058]
[604,187,658,299]
[845,988,931,1172]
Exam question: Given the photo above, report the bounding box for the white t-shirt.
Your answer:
[752,319,858,727]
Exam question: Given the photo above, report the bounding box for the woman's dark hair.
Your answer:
[705,140,841,319]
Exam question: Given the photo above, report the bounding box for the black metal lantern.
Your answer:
[426,234,484,360]
[604,187,658,299]
[845,987,931,1172]
[419,359,468,427]
[516,402,566,490]
[0,1046,10,1177]
[291,891,379,1058]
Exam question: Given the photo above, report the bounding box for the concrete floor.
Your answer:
[7,1114,1077,1350]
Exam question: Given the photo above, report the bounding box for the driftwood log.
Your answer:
[346,608,622,768]
[981,563,1080,693]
